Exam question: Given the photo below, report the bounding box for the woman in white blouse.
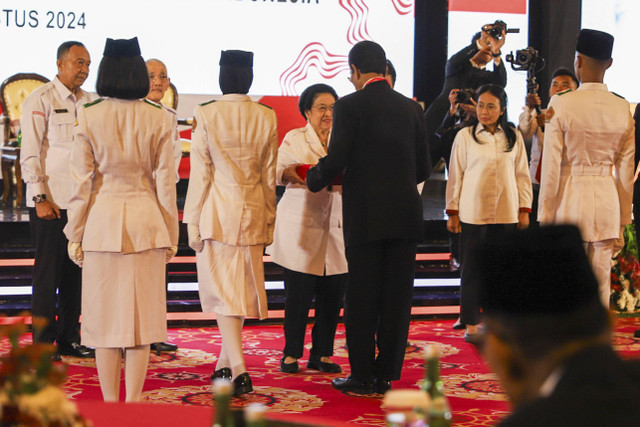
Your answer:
[267,84,347,374]
[445,84,532,342]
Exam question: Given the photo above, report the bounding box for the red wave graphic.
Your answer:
[391,0,413,15]
[279,42,350,96]
[340,0,372,44]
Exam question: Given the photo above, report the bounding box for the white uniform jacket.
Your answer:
[266,123,348,276]
[538,83,635,242]
[20,77,92,208]
[183,94,278,246]
[63,98,179,253]
[160,103,183,183]
[446,124,532,224]
[518,106,545,185]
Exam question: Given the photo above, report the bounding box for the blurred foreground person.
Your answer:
[183,50,277,396]
[64,37,179,401]
[475,225,640,426]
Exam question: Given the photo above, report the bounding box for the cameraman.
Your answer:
[424,21,508,168]
[518,67,578,225]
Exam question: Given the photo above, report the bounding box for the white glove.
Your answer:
[166,245,178,263]
[187,224,204,253]
[67,241,84,267]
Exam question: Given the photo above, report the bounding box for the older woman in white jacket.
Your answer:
[64,38,179,402]
[267,84,347,374]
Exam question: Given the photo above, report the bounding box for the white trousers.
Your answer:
[584,239,614,308]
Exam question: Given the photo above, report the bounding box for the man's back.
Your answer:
[310,80,429,247]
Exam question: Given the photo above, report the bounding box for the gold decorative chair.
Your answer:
[0,73,49,206]
[160,82,178,110]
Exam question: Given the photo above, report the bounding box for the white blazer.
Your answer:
[538,83,635,242]
[267,123,348,276]
[183,94,278,246]
[64,98,179,253]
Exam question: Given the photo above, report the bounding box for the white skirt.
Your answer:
[81,249,168,347]
[197,240,267,319]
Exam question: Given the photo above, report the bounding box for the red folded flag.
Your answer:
[296,164,343,185]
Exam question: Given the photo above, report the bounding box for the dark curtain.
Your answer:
[527,0,582,106]
[414,0,448,109]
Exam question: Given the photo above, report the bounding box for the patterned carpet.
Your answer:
[9,317,640,426]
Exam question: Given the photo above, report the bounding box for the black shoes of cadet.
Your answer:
[150,342,178,353]
[57,342,95,358]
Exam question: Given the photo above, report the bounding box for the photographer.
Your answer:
[518,67,578,225]
[424,20,508,168]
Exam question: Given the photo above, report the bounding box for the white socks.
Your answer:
[95,345,150,402]
[216,314,246,379]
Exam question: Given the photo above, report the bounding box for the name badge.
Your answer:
[54,108,69,114]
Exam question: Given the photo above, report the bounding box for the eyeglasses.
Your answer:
[312,104,334,114]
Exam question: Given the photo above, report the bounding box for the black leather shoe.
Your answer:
[280,356,299,373]
[210,367,232,382]
[150,342,178,352]
[50,351,62,362]
[452,318,465,330]
[233,372,253,396]
[332,375,373,394]
[307,355,341,373]
[373,378,392,394]
[58,342,95,358]
[634,329,640,338]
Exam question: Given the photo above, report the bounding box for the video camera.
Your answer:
[505,47,541,71]
[483,20,520,40]
[456,89,475,105]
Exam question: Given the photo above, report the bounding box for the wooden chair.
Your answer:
[0,73,49,207]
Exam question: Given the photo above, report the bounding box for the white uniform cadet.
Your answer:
[538,83,635,305]
[183,94,278,319]
[64,97,179,347]
[518,106,545,186]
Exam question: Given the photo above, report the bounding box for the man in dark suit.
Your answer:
[306,40,430,394]
[474,225,640,426]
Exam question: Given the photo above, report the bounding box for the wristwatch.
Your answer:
[32,194,47,203]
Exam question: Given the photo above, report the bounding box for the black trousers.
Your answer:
[459,223,515,326]
[282,268,347,359]
[29,208,82,344]
[344,239,417,382]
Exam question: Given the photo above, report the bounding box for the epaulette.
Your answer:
[611,92,625,99]
[199,99,216,107]
[258,102,273,110]
[83,98,103,108]
[556,88,572,96]
[144,99,162,109]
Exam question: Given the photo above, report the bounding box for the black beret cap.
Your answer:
[576,29,614,61]
[103,37,141,58]
[219,50,253,67]
[475,225,600,316]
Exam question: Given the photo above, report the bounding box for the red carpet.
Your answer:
[6,318,640,426]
